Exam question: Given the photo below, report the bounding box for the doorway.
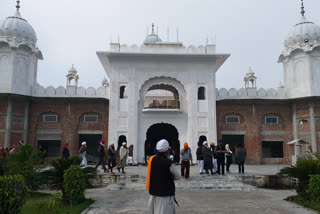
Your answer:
[79,134,102,164]
[145,123,180,163]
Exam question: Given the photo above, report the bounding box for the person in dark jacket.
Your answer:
[210,142,217,173]
[108,142,116,174]
[62,143,70,159]
[235,144,247,174]
[202,141,214,175]
[95,141,107,172]
[180,142,193,179]
[127,144,134,165]
[215,140,227,175]
[147,139,180,214]
[196,142,204,174]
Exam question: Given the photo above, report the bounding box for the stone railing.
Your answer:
[33,85,109,99]
[217,88,286,100]
[109,43,216,54]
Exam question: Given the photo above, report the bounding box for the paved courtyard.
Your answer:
[82,165,316,214]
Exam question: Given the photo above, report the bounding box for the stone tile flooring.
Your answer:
[83,165,316,214]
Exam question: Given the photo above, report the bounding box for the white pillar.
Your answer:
[309,103,318,153]
[5,97,12,148]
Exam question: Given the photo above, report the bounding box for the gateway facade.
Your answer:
[0,2,319,164]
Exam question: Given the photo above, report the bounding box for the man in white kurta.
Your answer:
[147,139,180,214]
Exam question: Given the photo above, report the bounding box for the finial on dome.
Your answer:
[152,23,155,34]
[300,0,305,17]
[16,0,20,11]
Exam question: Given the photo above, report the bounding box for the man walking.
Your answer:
[180,142,193,179]
[215,140,226,175]
[196,142,204,174]
[79,141,87,168]
[202,141,214,175]
[235,144,247,174]
[95,141,107,172]
[127,144,134,166]
[62,143,70,159]
[119,142,129,173]
[108,142,116,174]
[147,139,180,214]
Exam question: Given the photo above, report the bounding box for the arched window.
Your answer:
[198,87,206,100]
[120,86,126,99]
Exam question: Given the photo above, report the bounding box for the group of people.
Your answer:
[178,138,247,179]
[196,139,247,176]
[0,140,25,157]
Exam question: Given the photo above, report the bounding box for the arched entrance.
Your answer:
[145,123,180,163]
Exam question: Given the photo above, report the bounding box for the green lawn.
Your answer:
[286,195,320,213]
[21,192,94,214]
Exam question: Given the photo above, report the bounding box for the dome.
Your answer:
[284,2,320,49]
[284,16,320,48]
[246,67,255,78]
[68,65,77,75]
[144,33,162,44]
[143,23,162,44]
[0,9,37,46]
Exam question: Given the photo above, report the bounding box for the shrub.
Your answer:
[63,165,86,206]
[0,174,31,214]
[7,144,45,190]
[43,156,97,203]
[0,156,7,176]
[279,159,320,197]
[309,174,320,202]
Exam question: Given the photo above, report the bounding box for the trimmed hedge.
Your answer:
[309,174,320,202]
[0,174,31,214]
[63,165,86,206]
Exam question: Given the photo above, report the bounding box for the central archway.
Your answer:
[145,123,180,163]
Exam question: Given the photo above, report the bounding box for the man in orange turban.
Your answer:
[180,142,193,179]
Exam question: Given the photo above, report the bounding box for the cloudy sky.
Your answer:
[1,0,320,89]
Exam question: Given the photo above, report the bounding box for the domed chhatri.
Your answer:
[143,23,162,44]
[68,64,78,75]
[284,0,320,51]
[0,0,37,48]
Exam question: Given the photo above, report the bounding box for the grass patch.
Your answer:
[286,195,320,212]
[21,192,94,214]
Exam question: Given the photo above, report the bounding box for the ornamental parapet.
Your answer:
[217,88,287,100]
[33,84,109,99]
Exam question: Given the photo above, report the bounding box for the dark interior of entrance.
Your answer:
[38,140,60,158]
[145,123,180,163]
[79,134,102,164]
[222,135,244,161]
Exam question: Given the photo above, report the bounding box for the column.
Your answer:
[292,104,300,158]
[23,102,30,144]
[309,103,318,153]
[5,97,12,148]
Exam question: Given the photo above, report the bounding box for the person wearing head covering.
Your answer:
[62,143,70,159]
[107,142,116,174]
[79,141,87,168]
[127,145,134,166]
[95,141,107,172]
[147,139,180,214]
[202,141,214,175]
[196,142,204,174]
[225,144,233,172]
[210,142,218,173]
[214,140,227,175]
[119,142,129,173]
[180,142,193,179]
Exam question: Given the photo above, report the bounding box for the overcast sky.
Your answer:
[1,0,320,89]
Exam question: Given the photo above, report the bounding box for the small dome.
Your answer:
[68,65,77,75]
[277,82,284,88]
[0,10,37,46]
[144,33,162,44]
[143,23,162,44]
[246,67,255,78]
[284,16,320,48]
